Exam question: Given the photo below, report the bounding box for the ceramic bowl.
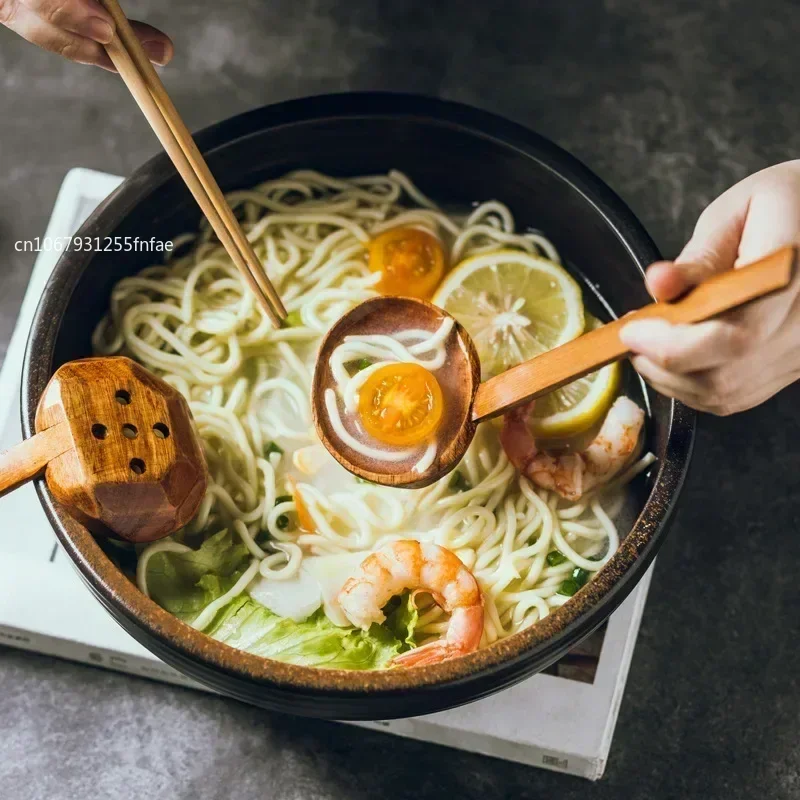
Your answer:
[23,93,694,719]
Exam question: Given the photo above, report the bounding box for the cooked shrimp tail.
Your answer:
[338,540,484,667]
[391,604,483,666]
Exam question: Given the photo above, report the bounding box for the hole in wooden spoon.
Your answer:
[129,458,145,475]
[122,423,138,439]
[91,423,107,440]
[152,422,170,439]
[115,389,131,405]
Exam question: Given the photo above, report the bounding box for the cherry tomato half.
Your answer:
[368,226,446,299]
[358,362,444,447]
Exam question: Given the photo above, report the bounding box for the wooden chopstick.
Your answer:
[98,0,287,328]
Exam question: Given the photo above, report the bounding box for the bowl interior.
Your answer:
[23,96,693,718]
[53,113,672,466]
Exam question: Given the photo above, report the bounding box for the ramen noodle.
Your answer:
[93,170,655,670]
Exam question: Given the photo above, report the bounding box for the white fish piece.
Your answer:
[248,569,322,623]
[302,551,371,627]
[248,550,371,627]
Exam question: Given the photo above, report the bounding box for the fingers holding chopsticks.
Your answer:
[0,0,173,69]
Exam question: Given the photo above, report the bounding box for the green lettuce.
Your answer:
[145,529,249,622]
[145,531,423,670]
[203,591,420,670]
[382,592,420,649]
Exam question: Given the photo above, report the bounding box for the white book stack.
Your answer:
[0,168,654,780]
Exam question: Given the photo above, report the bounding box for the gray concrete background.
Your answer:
[1,1,799,798]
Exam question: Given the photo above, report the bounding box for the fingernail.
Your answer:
[644,262,670,291]
[142,40,169,65]
[619,319,672,348]
[85,17,114,44]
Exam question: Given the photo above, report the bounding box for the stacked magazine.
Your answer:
[0,168,654,780]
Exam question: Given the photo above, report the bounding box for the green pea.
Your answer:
[449,471,472,492]
[264,441,284,457]
[283,310,303,328]
[546,550,567,567]
[572,567,590,587]
[557,579,581,597]
[276,514,290,530]
[356,358,372,371]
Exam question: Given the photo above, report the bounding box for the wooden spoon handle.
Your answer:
[0,422,72,498]
[471,246,797,421]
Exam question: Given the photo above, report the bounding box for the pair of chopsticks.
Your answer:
[98,0,286,328]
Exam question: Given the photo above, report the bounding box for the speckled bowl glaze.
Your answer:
[22,93,695,720]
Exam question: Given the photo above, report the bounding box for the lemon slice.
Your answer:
[433,250,585,378]
[530,315,621,439]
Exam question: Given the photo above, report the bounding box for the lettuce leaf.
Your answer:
[146,530,424,670]
[383,592,420,649]
[203,591,421,670]
[145,529,249,622]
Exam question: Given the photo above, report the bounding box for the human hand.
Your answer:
[620,161,800,415]
[0,0,172,70]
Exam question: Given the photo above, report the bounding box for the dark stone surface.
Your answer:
[1,1,799,797]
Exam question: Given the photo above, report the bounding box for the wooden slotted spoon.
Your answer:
[0,357,207,542]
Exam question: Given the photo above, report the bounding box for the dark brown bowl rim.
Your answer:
[22,92,695,698]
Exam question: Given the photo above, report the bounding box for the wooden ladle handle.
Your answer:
[0,421,72,498]
[471,246,797,421]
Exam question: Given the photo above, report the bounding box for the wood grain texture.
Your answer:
[99,0,286,328]
[33,356,208,542]
[0,421,72,497]
[472,246,797,421]
[312,296,481,489]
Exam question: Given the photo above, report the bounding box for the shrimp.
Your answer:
[500,396,645,502]
[338,540,484,667]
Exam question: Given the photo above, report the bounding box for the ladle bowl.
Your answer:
[312,296,480,488]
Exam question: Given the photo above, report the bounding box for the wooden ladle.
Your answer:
[0,356,208,542]
[312,246,796,488]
